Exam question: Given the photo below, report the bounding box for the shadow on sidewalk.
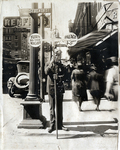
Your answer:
[23,124,118,139]
[63,118,118,125]
[59,132,118,139]
[66,124,118,133]
[82,109,116,112]
[21,120,118,139]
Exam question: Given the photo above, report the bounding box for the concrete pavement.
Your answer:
[1,90,119,150]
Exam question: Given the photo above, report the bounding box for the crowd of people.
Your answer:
[71,55,118,111]
[45,47,118,133]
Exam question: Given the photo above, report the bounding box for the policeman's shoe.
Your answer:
[60,126,69,131]
[79,106,82,111]
[96,107,100,111]
[48,127,55,133]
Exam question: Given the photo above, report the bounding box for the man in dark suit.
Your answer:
[45,48,68,133]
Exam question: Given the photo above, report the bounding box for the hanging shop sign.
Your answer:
[3,17,21,27]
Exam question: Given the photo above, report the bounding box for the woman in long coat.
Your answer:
[71,62,88,111]
[87,64,103,111]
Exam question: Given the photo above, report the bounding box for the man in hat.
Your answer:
[104,57,118,101]
[45,47,68,133]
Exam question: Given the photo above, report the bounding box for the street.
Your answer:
[1,90,118,150]
[1,1,119,150]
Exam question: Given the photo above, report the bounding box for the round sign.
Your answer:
[64,32,77,47]
[29,33,42,47]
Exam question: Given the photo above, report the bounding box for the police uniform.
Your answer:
[45,56,68,132]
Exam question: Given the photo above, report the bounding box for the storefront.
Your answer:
[68,2,118,74]
[68,29,118,72]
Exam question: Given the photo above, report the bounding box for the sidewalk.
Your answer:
[2,90,118,150]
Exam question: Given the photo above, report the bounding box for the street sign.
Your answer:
[29,8,51,13]
[29,33,42,47]
[64,32,78,47]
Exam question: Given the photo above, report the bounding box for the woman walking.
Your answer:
[87,64,103,111]
[71,61,88,111]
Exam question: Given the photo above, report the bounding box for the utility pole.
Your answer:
[40,3,45,100]
[26,3,39,100]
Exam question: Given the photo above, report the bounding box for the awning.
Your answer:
[68,29,118,56]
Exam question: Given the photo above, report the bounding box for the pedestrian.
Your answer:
[71,61,88,111]
[87,64,103,111]
[65,63,72,89]
[45,47,68,133]
[104,57,118,101]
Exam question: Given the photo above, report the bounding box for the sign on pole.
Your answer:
[29,33,42,47]
[29,8,51,13]
[64,32,78,47]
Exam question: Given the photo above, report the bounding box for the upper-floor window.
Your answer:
[5,36,11,41]
[6,28,10,34]
[15,42,18,47]
[15,35,18,40]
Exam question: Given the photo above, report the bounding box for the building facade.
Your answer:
[3,26,30,60]
[3,17,31,93]
[69,2,102,38]
[69,2,118,36]
[68,2,118,74]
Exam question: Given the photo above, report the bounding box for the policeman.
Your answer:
[45,47,68,133]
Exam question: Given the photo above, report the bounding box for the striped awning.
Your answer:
[68,29,118,56]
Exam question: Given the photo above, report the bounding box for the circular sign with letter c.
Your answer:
[29,33,42,47]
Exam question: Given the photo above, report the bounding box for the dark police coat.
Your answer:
[45,58,66,128]
[45,59,65,96]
